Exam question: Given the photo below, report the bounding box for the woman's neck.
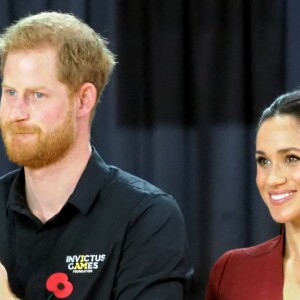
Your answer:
[285,223,300,260]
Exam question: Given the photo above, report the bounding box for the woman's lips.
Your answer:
[269,191,296,205]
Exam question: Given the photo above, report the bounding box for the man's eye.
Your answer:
[35,92,44,99]
[6,90,16,96]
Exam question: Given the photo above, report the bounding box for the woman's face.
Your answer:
[256,114,300,225]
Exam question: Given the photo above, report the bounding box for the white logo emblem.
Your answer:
[66,254,106,273]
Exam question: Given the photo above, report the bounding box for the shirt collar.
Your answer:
[7,169,27,214]
[7,147,110,216]
[67,148,110,214]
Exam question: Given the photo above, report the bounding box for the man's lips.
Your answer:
[10,131,35,134]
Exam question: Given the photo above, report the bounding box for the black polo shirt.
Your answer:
[0,149,193,299]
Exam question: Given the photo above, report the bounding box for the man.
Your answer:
[0,12,192,300]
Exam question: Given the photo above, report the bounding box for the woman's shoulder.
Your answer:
[226,234,282,257]
[206,235,283,300]
[212,235,282,273]
[243,235,281,256]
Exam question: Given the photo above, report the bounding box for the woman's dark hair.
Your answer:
[258,90,300,128]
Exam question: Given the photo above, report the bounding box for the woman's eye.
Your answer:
[285,155,300,163]
[256,156,270,166]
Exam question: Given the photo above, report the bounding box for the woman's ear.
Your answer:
[76,83,97,118]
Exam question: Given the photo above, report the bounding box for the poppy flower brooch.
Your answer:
[46,272,73,299]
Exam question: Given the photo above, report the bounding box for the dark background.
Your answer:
[0,1,299,299]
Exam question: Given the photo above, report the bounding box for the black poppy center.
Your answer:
[57,283,65,290]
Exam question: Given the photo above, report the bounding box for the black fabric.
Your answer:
[0,149,192,299]
[116,0,284,126]
[0,1,294,299]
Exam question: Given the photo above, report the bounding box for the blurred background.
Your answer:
[1,0,299,299]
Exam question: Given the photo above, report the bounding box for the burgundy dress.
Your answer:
[205,232,283,300]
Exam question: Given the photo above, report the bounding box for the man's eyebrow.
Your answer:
[1,82,10,88]
[1,83,46,90]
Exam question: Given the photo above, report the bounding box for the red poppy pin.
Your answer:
[46,272,73,299]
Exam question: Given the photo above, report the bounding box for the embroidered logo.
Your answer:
[66,254,106,273]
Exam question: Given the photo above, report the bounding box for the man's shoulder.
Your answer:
[0,169,20,189]
[101,165,181,219]
[90,150,182,220]
[0,169,20,208]
[91,149,170,199]
[105,165,171,201]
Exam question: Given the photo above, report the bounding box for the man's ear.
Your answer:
[76,83,97,118]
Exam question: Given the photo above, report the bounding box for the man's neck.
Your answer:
[24,143,92,223]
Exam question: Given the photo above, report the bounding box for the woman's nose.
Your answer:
[266,165,287,186]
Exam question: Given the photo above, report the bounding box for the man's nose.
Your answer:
[9,97,29,122]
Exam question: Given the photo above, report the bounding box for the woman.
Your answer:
[206,90,300,300]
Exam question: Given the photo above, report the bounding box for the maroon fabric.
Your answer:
[205,233,284,300]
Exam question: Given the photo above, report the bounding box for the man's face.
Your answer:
[0,48,77,169]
